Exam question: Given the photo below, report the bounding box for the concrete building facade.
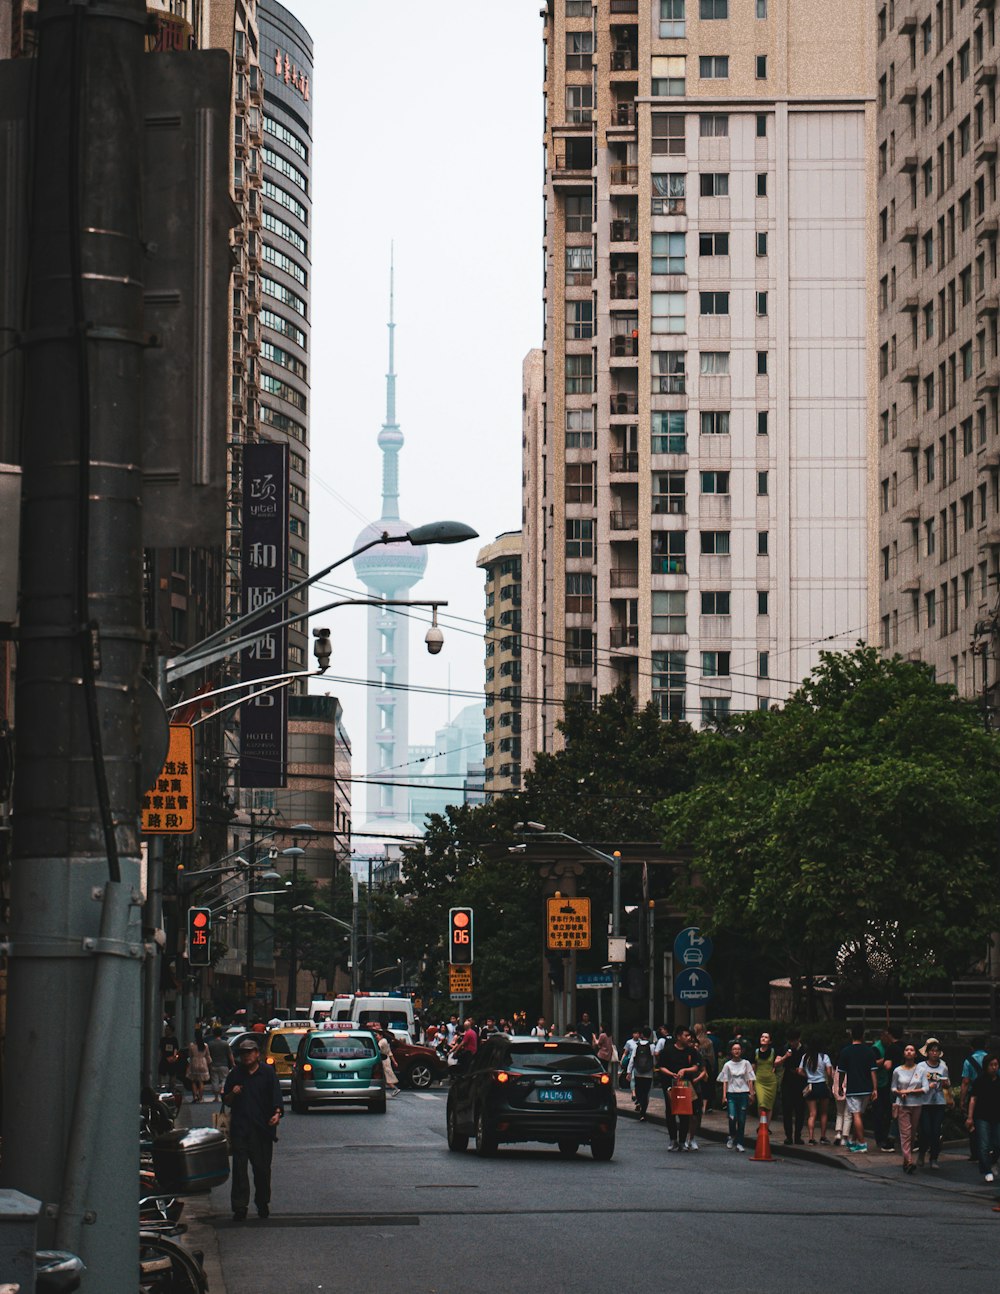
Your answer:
[526,0,878,754]
[877,0,1000,701]
[477,531,525,794]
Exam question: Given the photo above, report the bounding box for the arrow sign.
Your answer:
[673,926,713,967]
[674,966,713,1005]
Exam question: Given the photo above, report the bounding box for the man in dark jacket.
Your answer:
[223,1037,283,1221]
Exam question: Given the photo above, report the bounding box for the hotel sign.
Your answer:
[273,47,310,101]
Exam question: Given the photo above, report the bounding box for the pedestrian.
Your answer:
[576,1012,596,1045]
[718,1042,756,1153]
[630,1027,656,1120]
[207,1026,232,1102]
[595,1023,614,1071]
[834,1025,879,1153]
[620,1027,641,1093]
[778,1029,807,1146]
[451,1017,479,1077]
[223,1037,283,1222]
[187,1029,211,1103]
[753,1031,782,1135]
[798,1040,834,1144]
[158,1039,187,1106]
[376,1028,400,1098]
[891,1041,927,1174]
[915,1037,952,1170]
[872,1024,905,1151]
[530,1016,548,1038]
[966,1052,1000,1183]
[657,1025,702,1150]
[960,1036,989,1162]
[692,1022,717,1126]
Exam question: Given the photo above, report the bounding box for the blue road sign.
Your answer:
[673,926,713,968]
[674,967,714,1005]
[576,972,614,989]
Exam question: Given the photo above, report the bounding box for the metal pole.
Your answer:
[611,851,621,1050]
[2,1,146,1284]
[142,658,166,1089]
[245,813,256,1015]
[365,857,374,986]
[647,902,656,1030]
[351,874,360,994]
[286,840,299,1010]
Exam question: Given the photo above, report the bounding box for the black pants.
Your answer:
[781,1085,805,1142]
[231,1125,275,1213]
[872,1086,894,1146]
[665,1107,691,1144]
[634,1076,652,1115]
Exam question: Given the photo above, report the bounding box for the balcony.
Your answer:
[976,216,999,241]
[555,154,591,178]
[611,219,638,242]
[980,523,1000,547]
[611,103,636,128]
[899,224,919,243]
[901,295,920,312]
[900,366,920,384]
[610,334,638,358]
[610,392,639,415]
[610,625,640,649]
[977,449,1000,471]
[611,48,637,71]
[610,568,639,588]
[610,165,638,187]
[898,155,918,173]
[610,452,639,473]
[976,367,1000,396]
[975,62,997,89]
[610,273,638,299]
[976,137,998,167]
[978,296,1000,317]
[610,511,639,531]
[899,84,917,103]
[898,13,917,33]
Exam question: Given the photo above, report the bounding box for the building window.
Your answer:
[756,113,767,137]
[699,56,730,79]
[758,651,769,678]
[756,172,768,197]
[565,572,594,615]
[653,472,687,514]
[660,0,687,39]
[566,408,595,448]
[699,231,730,256]
[756,291,768,315]
[566,300,593,339]
[565,461,595,504]
[652,233,686,273]
[652,410,687,453]
[701,591,730,615]
[701,410,730,435]
[652,350,686,393]
[757,531,768,555]
[652,114,686,155]
[756,0,767,16]
[565,0,590,12]
[757,590,769,615]
[757,470,769,495]
[652,172,686,214]
[699,113,728,137]
[757,350,768,375]
[652,531,687,574]
[701,470,730,494]
[757,410,769,435]
[565,194,591,232]
[565,519,594,559]
[699,350,729,375]
[565,354,593,394]
[699,291,729,315]
[756,55,768,78]
[652,56,687,96]
[566,246,594,285]
[702,651,731,676]
[702,697,732,722]
[756,232,768,257]
[652,594,686,635]
[699,172,729,196]
[565,30,594,69]
[700,530,731,555]
[565,85,593,124]
[699,0,727,16]
[652,651,686,721]
[652,293,687,333]
[567,629,594,669]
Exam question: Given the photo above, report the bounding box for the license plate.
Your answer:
[538,1089,574,1103]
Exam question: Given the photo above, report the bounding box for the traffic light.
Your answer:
[546,954,565,991]
[448,907,474,965]
[187,906,212,967]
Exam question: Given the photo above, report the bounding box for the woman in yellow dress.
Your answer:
[754,1031,784,1132]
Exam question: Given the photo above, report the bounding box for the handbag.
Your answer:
[668,1081,694,1115]
[212,1106,232,1151]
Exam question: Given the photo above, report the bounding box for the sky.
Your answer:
[284,1,542,795]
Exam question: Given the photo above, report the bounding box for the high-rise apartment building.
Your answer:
[526,0,877,753]
[477,532,524,794]
[877,0,1000,700]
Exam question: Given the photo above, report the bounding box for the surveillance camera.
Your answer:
[425,625,444,655]
[312,626,332,673]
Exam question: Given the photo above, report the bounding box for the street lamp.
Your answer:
[283,824,315,1012]
[514,823,623,1050]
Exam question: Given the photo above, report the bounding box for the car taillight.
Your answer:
[303,1062,313,1073]
[599,1072,611,1085]
[494,1070,510,1084]
[266,1057,275,1065]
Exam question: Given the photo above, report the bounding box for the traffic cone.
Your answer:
[751,1111,774,1162]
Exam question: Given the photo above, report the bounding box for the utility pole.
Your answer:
[1,1,147,1286]
[245,812,257,1017]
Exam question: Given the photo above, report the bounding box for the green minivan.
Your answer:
[290,1028,386,1114]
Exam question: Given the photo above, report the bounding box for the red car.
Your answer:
[390,1038,449,1089]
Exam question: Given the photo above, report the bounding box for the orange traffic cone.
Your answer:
[751,1111,774,1162]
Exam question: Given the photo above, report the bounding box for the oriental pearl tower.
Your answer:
[352,257,426,834]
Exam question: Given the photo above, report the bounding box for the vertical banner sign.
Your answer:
[240,441,289,787]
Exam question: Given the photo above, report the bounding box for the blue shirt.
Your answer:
[223,1061,283,1138]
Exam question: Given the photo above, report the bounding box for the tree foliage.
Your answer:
[656,646,1000,1009]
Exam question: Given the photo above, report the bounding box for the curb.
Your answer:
[180,1194,228,1294]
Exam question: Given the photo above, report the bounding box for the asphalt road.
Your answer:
[200,1090,996,1292]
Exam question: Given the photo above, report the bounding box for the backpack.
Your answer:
[633,1040,654,1076]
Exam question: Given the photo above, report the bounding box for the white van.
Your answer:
[311,992,417,1041]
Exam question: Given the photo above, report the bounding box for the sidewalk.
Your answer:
[172,1099,228,1294]
[616,1086,998,1204]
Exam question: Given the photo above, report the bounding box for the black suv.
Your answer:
[446,1036,616,1160]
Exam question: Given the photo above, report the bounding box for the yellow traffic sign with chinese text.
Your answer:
[141,724,195,834]
[449,965,473,1000]
[546,896,591,950]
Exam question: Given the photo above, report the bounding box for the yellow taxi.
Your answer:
[264,1027,309,1092]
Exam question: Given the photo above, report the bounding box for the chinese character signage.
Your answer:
[240,441,288,788]
[272,47,310,101]
[449,965,473,1001]
[546,897,592,951]
[142,724,195,834]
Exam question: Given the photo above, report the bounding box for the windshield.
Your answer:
[308,1036,376,1060]
[506,1048,604,1074]
[269,1032,305,1056]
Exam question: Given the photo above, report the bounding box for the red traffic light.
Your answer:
[448,907,473,965]
[187,906,212,966]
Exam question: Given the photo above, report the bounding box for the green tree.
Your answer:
[657,646,1000,1017]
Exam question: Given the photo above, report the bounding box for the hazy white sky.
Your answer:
[285,1,542,787]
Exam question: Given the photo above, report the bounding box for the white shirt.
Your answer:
[718,1058,756,1093]
[892,1064,928,1102]
[913,1059,950,1106]
[800,1053,832,1085]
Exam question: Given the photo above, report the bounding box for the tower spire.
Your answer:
[378,244,403,521]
